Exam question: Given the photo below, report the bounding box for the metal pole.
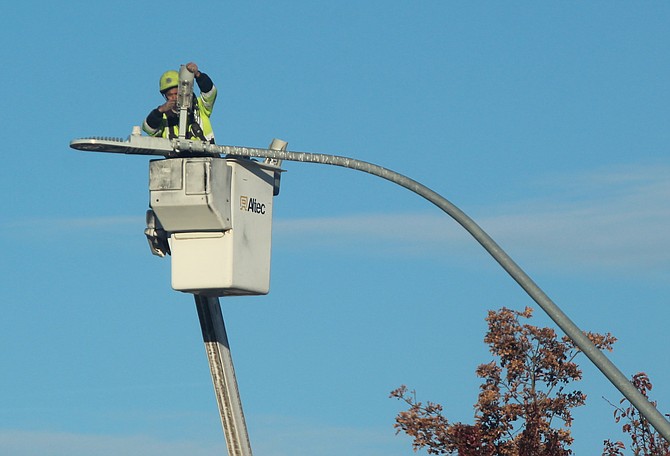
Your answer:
[194,295,253,456]
[196,143,670,443]
[67,136,670,440]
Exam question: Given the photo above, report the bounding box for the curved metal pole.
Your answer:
[180,141,670,442]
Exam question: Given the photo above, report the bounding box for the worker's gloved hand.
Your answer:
[186,62,201,78]
[158,99,177,115]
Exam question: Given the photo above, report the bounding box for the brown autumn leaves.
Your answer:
[390,307,668,456]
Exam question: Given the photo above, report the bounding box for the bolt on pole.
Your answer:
[195,295,253,456]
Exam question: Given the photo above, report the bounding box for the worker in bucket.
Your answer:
[142,62,217,143]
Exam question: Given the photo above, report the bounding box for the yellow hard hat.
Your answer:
[159,70,179,93]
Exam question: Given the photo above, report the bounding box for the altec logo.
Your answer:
[240,196,266,215]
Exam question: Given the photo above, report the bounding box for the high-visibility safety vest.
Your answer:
[142,86,217,143]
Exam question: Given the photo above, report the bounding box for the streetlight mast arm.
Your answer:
[215,144,670,443]
[69,135,670,442]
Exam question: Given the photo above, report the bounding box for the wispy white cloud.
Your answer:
[0,419,406,456]
[7,164,668,274]
[1,216,142,232]
[477,164,670,271]
[0,430,224,456]
[251,415,406,456]
[275,164,670,274]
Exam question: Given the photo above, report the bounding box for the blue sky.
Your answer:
[2,1,669,455]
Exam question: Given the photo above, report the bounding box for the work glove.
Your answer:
[186,62,200,77]
[158,99,178,115]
